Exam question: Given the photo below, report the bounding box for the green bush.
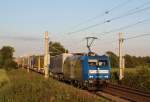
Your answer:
[110,71,119,83]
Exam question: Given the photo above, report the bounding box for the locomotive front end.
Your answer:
[82,54,111,90]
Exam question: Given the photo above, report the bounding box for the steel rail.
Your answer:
[102,83,150,102]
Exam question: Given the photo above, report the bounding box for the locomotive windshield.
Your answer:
[88,59,98,66]
[98,60,108,67]
[88,59,108,67]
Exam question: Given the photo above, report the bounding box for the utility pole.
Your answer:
[122,56,125,77]
[22,57,24,69]
[38,55,41,72]
[119,33,125,80]
[27,56,30,72]
[29,56,31,69]
[31,56,34,69]
[44,31,49,78]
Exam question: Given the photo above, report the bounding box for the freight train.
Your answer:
[17,52,111,90]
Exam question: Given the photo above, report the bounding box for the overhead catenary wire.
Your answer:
[60,1,150,51]
[99,18,150,35]
[125,33,150,40]
[68,17,150,51]
[107,6,150,22]
[59,0,133,44]
[68,0,132,29]
[99,33,150,44]
[90,33,150,56]
[67,3,150,35]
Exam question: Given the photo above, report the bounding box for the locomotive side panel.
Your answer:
[63,55,83,81]
[73,59,83,80]
[63,58,70,79]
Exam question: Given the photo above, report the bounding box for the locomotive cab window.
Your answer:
[88,59,98,66]
[98,60,108,67]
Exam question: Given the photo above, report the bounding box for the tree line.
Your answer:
[106,51,150,68]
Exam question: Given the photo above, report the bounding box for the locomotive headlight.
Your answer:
[89,70,97,74]
[89,75,93,78]
[104,75,108,78]
[98,70,109,74]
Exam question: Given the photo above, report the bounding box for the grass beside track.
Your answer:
[0,69,9,88]
[111,67,150,92]
[0,69,109,102]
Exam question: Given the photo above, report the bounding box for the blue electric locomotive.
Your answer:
[50,52,111,90]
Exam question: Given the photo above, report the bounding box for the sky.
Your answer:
[0,0,150,57]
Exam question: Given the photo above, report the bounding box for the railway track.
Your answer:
[100,83,150,102]
[26,68,150,102]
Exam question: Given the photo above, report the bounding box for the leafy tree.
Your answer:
[0,51,2,68]
[143,56,150,67]
[49,41,68,56]
[0,46,17,69]
[124,54,136,68]
[106,51,119,68]
[106,51,150,68]
[1,46,14,59]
